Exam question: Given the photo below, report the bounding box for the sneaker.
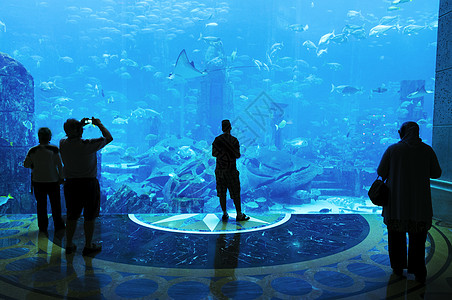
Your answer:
[236,213,250,221]
[222,213,229,221]
[82,243,102,256]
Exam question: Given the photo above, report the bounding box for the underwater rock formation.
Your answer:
[243,148,323,198]
[0,52,35,213]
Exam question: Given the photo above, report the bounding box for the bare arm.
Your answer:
[92,117,113,144]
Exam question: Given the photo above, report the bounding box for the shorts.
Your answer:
[64,178,100,221]
[215,169,241,199]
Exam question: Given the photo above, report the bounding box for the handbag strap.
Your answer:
[376,175,386,182]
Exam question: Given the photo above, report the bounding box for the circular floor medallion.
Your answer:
[129,213,291,234]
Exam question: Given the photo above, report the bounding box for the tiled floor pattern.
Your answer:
[0,214,451,299]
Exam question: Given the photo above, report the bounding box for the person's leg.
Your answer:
[33,183,49,232]
[48,182,65,230]
[84,219,95,246]
[229,170,248,220]
[82,179,102,255]
[65,219,77,247]
[408,231,428,282]
[219,195,227,213]
[387,230,407,275]
[215,170,228,218]
[64,179,81,252]
[232,196,242,216]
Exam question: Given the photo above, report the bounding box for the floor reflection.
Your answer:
[0,214,450,299]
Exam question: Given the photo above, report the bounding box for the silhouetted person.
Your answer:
[377,121,441,283]
[60,117,113,255]
[212,120,250,221]
[24,127,65,233]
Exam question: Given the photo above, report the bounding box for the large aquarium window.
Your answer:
[0,0,439,214]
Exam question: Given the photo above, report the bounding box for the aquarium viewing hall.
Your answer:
[0,0,452,299]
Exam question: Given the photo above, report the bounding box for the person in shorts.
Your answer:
[212,119,250,221]
[60,117,113,255]
[24,127,65,233]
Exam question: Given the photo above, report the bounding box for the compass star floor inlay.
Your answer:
[129,213,291,234]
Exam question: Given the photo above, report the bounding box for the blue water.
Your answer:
[0,0,439,213]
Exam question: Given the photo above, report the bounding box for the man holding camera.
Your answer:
[60,117,113,255]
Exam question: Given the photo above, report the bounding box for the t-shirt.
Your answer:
[212,133,241,170]
[23,144,63,183]
[60,137,107,179]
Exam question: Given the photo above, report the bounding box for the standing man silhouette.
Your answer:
[60,117,113,255]
[212,120,250,221]
[377,121,441,283]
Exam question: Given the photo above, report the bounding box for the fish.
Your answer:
[253,59,263,70]
[392,0,412,4]
[289,24,309,32]
[302,40,317,51]
[0,194,13,206]
[205,22,218,27]
[230,49,237,62]
[112,117,129,125]
[169,49,207,80]
[342,24,364,33]
[119,72,132,79]
[0,20,6,32]
[406,86,433,99]
[330,33,348,43]
[379,16,399,25]
[285,138,309,147]
[198,33,221,45]
[347,10,363,19]
[350,29,367,39]
[316,48,328,57]
[120,58,139,67]
[318,30,334,46]
[331,84,362,95]
[22,120,33,131]
[270,42,284,52]
[59,56,74,63]
[402,24,426,35]
[387,6,401,11]
[325,62,342,71]
[369,25,395,37]
[372,87,388,93]
[275,120,287,130]
[145,134,158,141]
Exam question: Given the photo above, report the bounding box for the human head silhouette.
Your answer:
[222,119,231,132]
[38,127,51,144]
[64,118,83,138]
[399,121,419,139]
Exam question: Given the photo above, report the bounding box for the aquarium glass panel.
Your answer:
[0,0,439,214]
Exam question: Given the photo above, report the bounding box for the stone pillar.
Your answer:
[432,0,452,222]
[0,52,35,213]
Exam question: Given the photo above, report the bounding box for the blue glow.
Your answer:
[0,0,439,214]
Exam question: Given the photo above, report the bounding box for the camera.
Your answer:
[85,118,93,125]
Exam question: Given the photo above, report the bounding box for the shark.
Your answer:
[169,49,207,80]
[407,85,434,99]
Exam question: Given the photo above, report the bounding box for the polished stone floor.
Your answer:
[0,213,451,299]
